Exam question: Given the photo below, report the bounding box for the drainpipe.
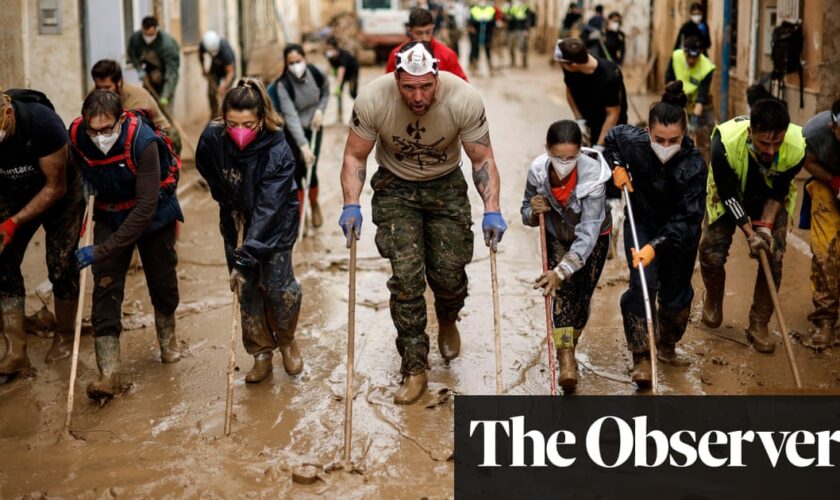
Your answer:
[747,0,759,84]
[720,0,732,122]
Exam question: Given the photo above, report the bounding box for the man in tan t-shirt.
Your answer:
[91,59,180,152]
[339,42,507,405]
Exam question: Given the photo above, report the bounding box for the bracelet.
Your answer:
[752,220,774,230]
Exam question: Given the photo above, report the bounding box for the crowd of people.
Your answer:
[1,4,838,408]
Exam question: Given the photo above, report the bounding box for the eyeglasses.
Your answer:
[86,118,121,137]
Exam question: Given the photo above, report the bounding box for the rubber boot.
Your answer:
[811,321,836,349]
[701,274,724,328]
[0,297,31,377]
[631,353,652,389]
[245,352,273,383]
[45,298,77,363]
[656,342,691,367]
[154,310,181,363]
[279,341,303,375]
[394,370,428,405]
[556,348,577,393]
[309,187,323,228]
[745,319,775,353]
[86,336,121,400]
[438,319,461,361]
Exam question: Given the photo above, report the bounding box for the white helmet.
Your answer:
[202,31,221,56]
[395,43,439,76]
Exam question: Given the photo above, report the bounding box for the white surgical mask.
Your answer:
[290,61,307,79]
[93,128,121,155]
[608,21,620,32]
[549,155,578,179]
[325,49,338,59]
[142,33,158,45]
[691,14,702,24]
[650,137,681,164]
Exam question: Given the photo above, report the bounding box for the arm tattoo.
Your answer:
[473,161,489,197]
[356,166,366,183]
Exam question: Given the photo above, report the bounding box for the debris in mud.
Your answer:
[700,375,713,386]
[291,464,322,484]
[711,356,728,366]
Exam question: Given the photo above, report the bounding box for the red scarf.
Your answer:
[550,170,578,207]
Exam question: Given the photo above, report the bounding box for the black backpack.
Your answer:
[770,20,804,108]
[272,64,326,109]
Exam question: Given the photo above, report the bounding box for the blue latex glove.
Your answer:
[75,246,96,269]
[339,204,362,249]
[482,212,507,252]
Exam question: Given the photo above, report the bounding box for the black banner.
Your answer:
[455,396,840,499]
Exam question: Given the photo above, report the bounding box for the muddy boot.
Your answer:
[556,348,578,393]
[394,370,428,405]
[656,342,691,367]
[631,353,652,389]
[701,276,724,328]
[309,188,323,228]
[278,341,303,375]
[0,297,31,378]
[86,336,121,400]
[745,319,775,354]
[438,319,461,361]
[45,298,77,363]
[154,310,181,364]
[245,352,273,383]
[811,321,836,349]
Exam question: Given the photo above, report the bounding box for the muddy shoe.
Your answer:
[656,342,691,367]
[810,321,836,349]
[394,371,428,405]
[154,310,181,363]
[701,290,723,329]
[45,298,77,363]
[631,354,652,389]
[438,320,461,361]
[745,321,775,354]
[279,341,303,375]
[556,348,578,393]
[86,336,121,400]
[0,297,31,377]
[245,352,273,383]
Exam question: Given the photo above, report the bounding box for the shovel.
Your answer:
[224,216,245,436]
[63,192,96,437]
[622,185,659,394]
[538,213,558,396]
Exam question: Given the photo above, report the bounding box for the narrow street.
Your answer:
[2,57,838,497]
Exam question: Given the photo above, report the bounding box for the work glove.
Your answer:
[747,227,773,259]
[159,96,170,107]
[612,166,634,192]
[534,267,567,297]
[300,144,316,168]
[530,194,551,215]
[339,204,362,249]
[631,244,655,269]
[0,218,19,254]
[229,268,246,293]
[575,118,590,144]
[75,246,96,269]
[482,211,507,252]
[311,109,324,131]
[830,176,840,201]
[82,180,97,199]
[333,87,342,97]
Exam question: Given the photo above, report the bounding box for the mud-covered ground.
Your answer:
[2,56,839,498]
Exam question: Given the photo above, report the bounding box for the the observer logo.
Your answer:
[454,396,840,499]
[469,415,840,468]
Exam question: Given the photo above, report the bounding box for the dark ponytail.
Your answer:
[648,81,688,130]
[546,119,582,147]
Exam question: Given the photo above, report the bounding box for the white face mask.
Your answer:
[93,127,121,155]
[608,21,621,32]
[549,155,578,179]
[142,33,157,45]
[325,49,338,59]
[691,14,702,24]
[290,61,307,79]
[650,137,681,164]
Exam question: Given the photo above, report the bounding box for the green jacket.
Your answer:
[127,31,181,101]
[706,116,806,224]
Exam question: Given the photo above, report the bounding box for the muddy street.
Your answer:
[2,59,839,498]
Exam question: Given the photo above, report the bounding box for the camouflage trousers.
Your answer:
[699,210,788,328]
[371,167,474,375]
[548,234,609,349]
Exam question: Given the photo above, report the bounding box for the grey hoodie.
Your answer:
[276,66,330,148]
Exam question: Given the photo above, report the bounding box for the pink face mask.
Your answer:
[228,126,259,150]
